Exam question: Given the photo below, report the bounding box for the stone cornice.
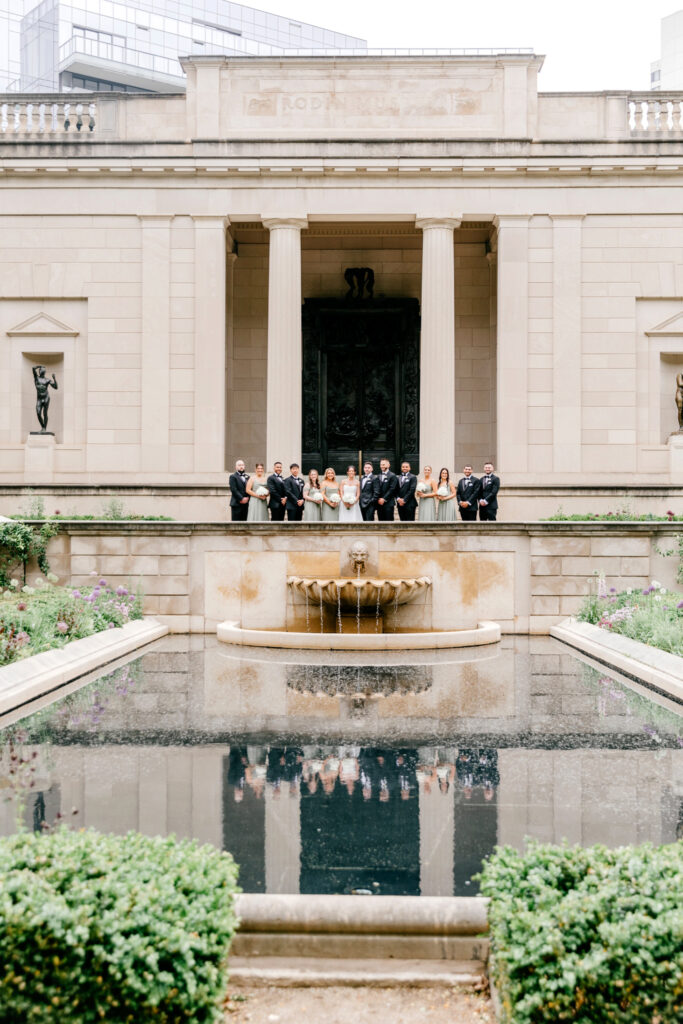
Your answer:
[3,159,683,178]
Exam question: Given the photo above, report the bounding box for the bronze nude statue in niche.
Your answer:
[32,365,58,434]
[344,267,374,300]
[676,372,683,432]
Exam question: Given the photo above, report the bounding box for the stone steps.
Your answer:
[229,956,486,988]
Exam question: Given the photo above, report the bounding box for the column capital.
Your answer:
[415,216,462,231]
[192,215,230,229]
[262,217,308,231]
[492,214,531,229]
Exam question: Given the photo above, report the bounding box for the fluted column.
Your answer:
[264,217,307,470]
[417,217,460,471]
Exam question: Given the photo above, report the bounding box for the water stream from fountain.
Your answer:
[375,589,381,633]
[304,587,309,631]
[319,591,324,634]
[336,584,342,634]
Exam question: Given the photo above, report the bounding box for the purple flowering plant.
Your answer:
[578,576,683,657]
[0,575,143,666]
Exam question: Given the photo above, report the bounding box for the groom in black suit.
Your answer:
[396,461,417,521]
[284,463,305,521]
[359,461,379,521]
[478,462,500,521]
[229,459,250,521]
[267,461,287,522]
[376,458,399,522]
[456,465,481,522]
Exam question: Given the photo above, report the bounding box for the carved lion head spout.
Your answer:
[349,541,369,574]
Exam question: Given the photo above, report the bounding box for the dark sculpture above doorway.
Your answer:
[344,267,375,300]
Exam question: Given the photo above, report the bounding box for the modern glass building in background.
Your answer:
[651,8,683,90]
[0,0,367,92]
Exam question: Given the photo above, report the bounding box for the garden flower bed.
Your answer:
[577,579,683,657]
[0,575,142,667]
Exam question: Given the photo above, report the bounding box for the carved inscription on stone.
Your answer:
[245,90,473,118]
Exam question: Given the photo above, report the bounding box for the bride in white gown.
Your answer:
[338,464,363,523]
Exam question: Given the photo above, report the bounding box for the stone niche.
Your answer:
[1,304,86,450]
[22,352,64,441]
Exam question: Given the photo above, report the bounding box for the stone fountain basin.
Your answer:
[288,575,431,610]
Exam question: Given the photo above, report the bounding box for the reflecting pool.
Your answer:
[1,636,681,896]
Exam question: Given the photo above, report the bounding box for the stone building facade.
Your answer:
[1,53,683,517]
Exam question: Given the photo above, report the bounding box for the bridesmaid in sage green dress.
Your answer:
[436,467,457,522]
[246,463,270,522]
[303,469,323,522]
[320,467,340,522]
[416,465,438,522]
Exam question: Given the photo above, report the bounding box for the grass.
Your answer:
[0,575,142,666]
[577,579,683,657]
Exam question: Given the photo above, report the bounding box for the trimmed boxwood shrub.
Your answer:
[480,841,683,1023]
[0,828,239,1022]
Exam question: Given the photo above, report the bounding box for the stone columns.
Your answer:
[193,216,228,474]
[552,216,583,473]
[263,217,307,470]
[416,217,460,471]
[495,215,530,474]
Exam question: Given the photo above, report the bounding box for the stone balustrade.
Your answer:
[0,97,97,136]
[628,94,683,133]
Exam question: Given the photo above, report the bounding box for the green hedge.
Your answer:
[0,828,240,1023]
[480,841,683,1023]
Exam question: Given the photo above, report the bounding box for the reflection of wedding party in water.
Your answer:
[227,745,500,803]
[230,459,501,522]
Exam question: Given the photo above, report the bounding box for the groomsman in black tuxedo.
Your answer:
[359,461,379,521]
[478,462,500,521]
[229,458,250,522]
[456,465,481,522]
[376,458,399,522]
[396,461,417,521]
[267,461,287,521]
[284,462,305,521]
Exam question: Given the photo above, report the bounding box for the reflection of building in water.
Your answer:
[1,641,681,895]
[286,664,432,697]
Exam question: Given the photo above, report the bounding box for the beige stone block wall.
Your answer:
[43,523,682,635]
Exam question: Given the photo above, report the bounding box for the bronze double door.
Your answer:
[302,298,420,475]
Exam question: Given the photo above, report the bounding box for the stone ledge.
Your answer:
[235,893,488,936]
[33,521,683,536]
[0,618,168,715]
[217,620,501,650]
[550,618,683,704]
[228,956,484,988]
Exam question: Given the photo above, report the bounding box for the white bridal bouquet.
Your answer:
[416,482,431,494]
[328,492,341,505]
[437,485,449,497]
[309,488,323,503]
[255,486,268,498]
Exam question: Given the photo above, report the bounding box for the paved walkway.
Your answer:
[225,984,493,1023]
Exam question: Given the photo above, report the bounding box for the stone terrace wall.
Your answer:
[42,523,683,635]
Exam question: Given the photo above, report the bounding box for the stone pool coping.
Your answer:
[0,618,168,715]
[217,619,501,650]
[550,618,683,704]
[235,893,488,935]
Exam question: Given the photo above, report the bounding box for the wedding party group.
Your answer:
[229,458,501,523]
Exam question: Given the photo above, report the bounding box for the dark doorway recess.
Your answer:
[302,297,420,475]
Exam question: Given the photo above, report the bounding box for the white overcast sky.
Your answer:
[258,0,680,91]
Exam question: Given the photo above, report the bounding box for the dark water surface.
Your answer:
[1,636,681,896]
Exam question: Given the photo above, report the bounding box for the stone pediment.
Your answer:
[646,310,683,336]
[6,312,79,337]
